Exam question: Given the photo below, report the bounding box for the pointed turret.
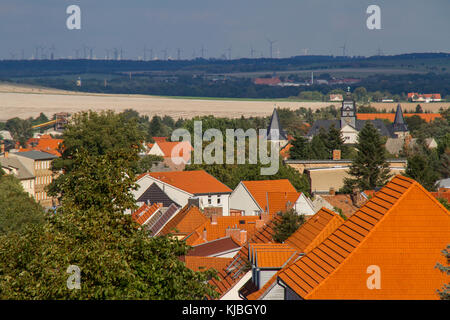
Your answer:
[392,104,409,133]
[267,107,287,141]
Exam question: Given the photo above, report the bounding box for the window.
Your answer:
[208,195,212,205]
[217,196,221,204]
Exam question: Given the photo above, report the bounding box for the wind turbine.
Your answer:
[266,37,277,59]
[339,42,347,57]
[250,46,256,58]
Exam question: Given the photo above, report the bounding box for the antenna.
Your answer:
[266,37,277,59]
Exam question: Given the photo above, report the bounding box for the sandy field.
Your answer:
[0,83,448,121]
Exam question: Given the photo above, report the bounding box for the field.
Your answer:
[0,83,448,121]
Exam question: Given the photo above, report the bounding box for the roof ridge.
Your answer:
[301,175,415,298]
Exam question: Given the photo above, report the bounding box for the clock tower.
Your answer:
[340,88,356,128]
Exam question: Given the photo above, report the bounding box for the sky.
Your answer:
[0,0,449,60]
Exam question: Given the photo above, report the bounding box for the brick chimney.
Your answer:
[350,188,364,207]
[329,187,335,196]
[332,149,341,161]
[202,227,207,241]
[211,214,218,225]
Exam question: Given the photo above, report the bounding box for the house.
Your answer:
[185,236,242,258]
[244,208,344,300]
[20,134,64,157]
[134,170,232,216]
[185,215,265,246]
[253,77,281,86]
[147,140,193,171]
[357,113,442,123]
[435,178,450,190]
[229,179,313,216]
[136,182,180,208]
[277,175,450,300]
[208,217,277,300]
[408,92,442,102]
[9,150,59,207]
[0,153,35,196]
[329,94,343,102]
[131,202,180,236]
[158,204,209,239]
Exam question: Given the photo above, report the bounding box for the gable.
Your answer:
[278,176,450,300]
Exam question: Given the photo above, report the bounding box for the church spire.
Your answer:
[393,104,408,132]
[267,107,287,141]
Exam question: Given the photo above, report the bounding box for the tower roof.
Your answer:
[393,104,409,132]
[267,108,287,141]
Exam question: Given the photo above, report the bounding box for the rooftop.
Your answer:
[241,179,297,212]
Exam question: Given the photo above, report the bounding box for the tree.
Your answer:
[0,148,219,300]
[290,135,311,160]
[0,175,45,235]
[353,87,368,102]
[5,117,32,146]
[435,245,450,300]
[273,209,306,243]
[405,154,439,191]
[134,154,164,174]
[344,122,392,191]
[310,135,329,159]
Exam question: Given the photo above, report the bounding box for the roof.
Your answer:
[285,208,344,253]
[0,157,34,180]
[25,135,63,157]
[131,203,163,225]
[277,175,450,300]
[137,183,180,207]
[158,205,208,236]
[186,215,261,246]
[392,104,408,132]
[267,108,288,141]
[432,189,450,202]
[241,179,297,212]
[12,150,58,160]
[186,236,242,257]
[254,77,281,85]
[154,141,192,159]
[184,256,233,272]
[249,243,298,268]
[321,194,363,218]
[245,208,344,300]
[307,119,395,138]
[266,192,301,215]
[208,218,277,299]
[142,170,232,195]
[357,113,442,123]
[435,178,450,189]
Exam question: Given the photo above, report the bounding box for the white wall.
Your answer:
[229,183,261,216]
[294,194,315,215]
[262,282,285,300]
[341,125,358,144]
[221,271,252,300]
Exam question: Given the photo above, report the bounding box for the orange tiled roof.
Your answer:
[155,141,193,159]
[186,215,261,246]
[242,179,297,212]
[285,207,344,253]
[267,191,301,215]
[277,175,450,300]
[357,113,442,123]
[131,203,163,225]
[22,135,64,157]
[158,205,208,236]
[184,256,233,272]
[245,208,343,300]
[208,218,277,299]
[140,170,232,195]
[280,143,292,160]
[432,191,450,202]
[249,243,298,268]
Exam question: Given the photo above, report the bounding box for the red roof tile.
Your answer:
[158,205,208,236]
[242,180,297,212]
[131,203,163,225]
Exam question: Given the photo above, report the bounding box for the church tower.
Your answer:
[392,104,409,138]
[340,88,356,128]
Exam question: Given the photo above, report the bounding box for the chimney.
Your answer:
[211,214,218,225]
[202,228,207,241]
[329,187,335,196]
[239,230,247,244]
[332,149,341,161]
[351,188,363,207]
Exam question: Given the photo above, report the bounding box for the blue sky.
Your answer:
[0,0,448,59]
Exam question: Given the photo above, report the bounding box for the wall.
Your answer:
[229,183,261,216]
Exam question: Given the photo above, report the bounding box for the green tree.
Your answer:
[273,209,306,243]
[134,154,164,174]
[0,175,45,235]
[5,117,33,146]
[310,135,329,159]
[353,87,368,102]
[405,154,439,191]
[344,122,392,191]
[0,148,218,300]
[289,135,311,160]
[435,245,450,300]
